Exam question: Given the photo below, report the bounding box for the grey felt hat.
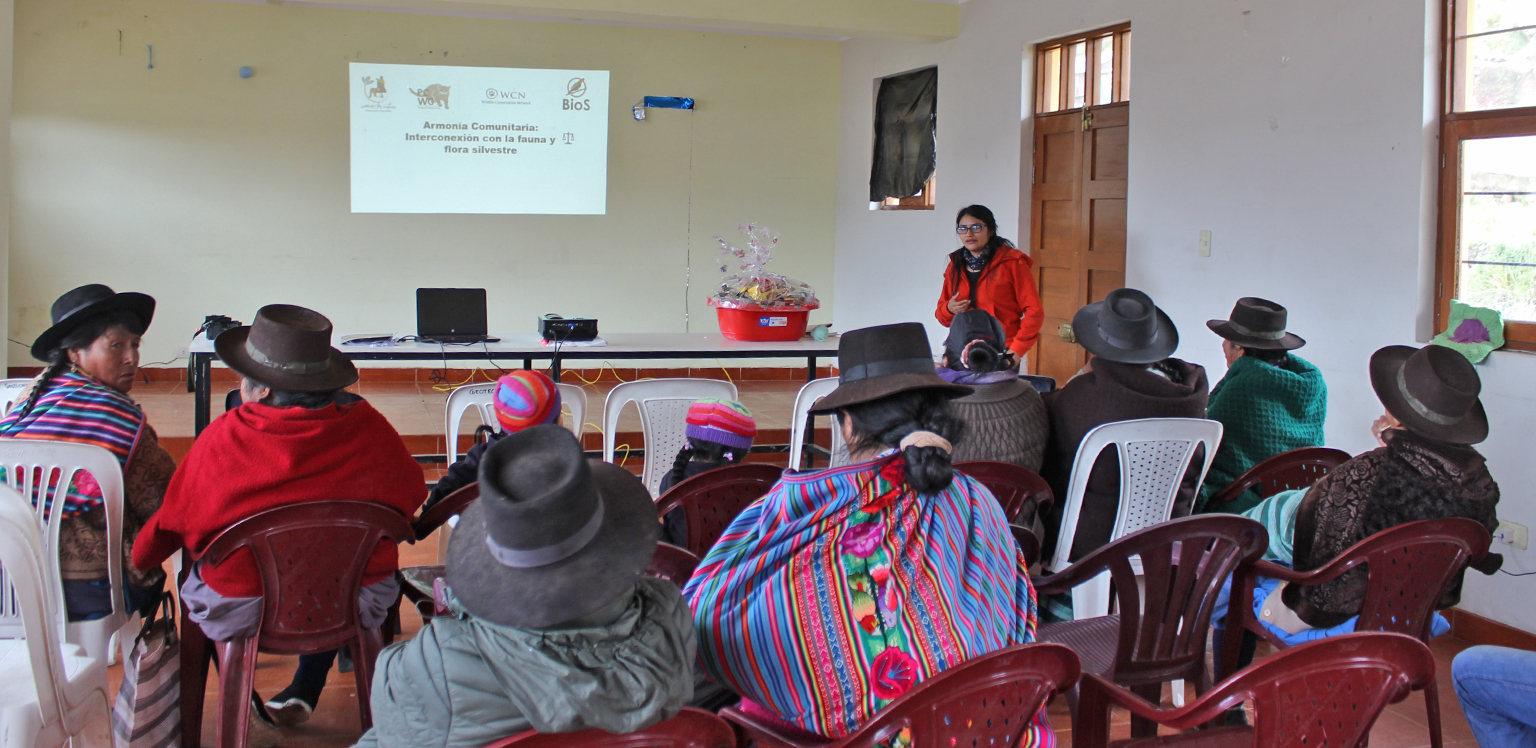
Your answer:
[1071,288,1179,364]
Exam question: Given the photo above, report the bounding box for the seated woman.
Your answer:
[1196,298,1327,514]
[938,309,1048,472]
[1039,289,1208,564]
[132,305,426,740]
[357,426,695,748]
[657,398,757,547]
[0,284,175,622]
[423,370,561,510]
[685,323,1051,744]
[1233,344,1500,640]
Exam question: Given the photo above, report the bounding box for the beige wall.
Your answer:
[9,0,839,365]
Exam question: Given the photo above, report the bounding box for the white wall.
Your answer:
[835,0,1536,631]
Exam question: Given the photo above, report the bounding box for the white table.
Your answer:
[187,332,839,436]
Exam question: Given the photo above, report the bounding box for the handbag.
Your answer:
[111,594,181,748]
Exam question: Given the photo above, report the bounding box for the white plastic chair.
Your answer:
[787,378,850,471]
[602,379,738,497]
[444,381,588,464]
[0,483,112,748]
[1047,418,1223,620]
[0,379,32,417]
[0,440,134,667]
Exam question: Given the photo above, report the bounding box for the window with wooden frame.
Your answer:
[1035,24,1130,115]
[1437,0,1536,349]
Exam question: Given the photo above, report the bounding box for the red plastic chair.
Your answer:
[654,463,782,557]
[1010,524,1042,569]
[482,707,736,748]
[1204,447,1350,508]
[720,643,1080,748]
[387,483,482,635]
[179,501,414,748]
[1076,632,1436,747]
[955,460,1054,525]
[1220,517,1491,748]
[1032,515,1267,738]
[646,542,702,586]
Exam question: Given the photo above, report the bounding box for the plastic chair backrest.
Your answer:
[956,461,1054,524]
[645,543,702,587]
[444,382,588,466]
[200,501,413,655]
[601,378,737,497]
[0,378,32,416]
[484,707,736,748]
[787,377,849,471]
[1049,418,1223,573]
[1043,515,1267,688]
[1320,517,1489,640]
[1206,446,1351,507]
[1020,374,1057,394]
[0,482,70,726]
[1077,633,1433,748]
[0,440,126,649]
[413,483,479,541]
[654,463,782,556]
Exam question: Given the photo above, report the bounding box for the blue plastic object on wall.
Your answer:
[643,96,694,110]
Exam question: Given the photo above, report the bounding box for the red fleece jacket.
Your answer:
[133,400,425,597]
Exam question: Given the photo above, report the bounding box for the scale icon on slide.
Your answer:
[563,132,575,145]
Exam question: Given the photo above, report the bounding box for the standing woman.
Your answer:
[0,284,175,621]
[935,204,1045,363]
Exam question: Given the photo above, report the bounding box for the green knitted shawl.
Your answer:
[1197,354,1328,514]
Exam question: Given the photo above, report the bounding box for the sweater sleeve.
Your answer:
[423,440,487,511]
[1007,255,1044,356]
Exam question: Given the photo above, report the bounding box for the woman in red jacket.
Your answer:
[934,204,1045,362]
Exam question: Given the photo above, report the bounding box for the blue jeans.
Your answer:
[1453,645,1536,747]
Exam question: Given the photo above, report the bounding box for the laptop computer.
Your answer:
[416,288,500,344]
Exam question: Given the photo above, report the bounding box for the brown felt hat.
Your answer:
[1207,297,1306,350]
[809,323,970,414]
[447,425,658,629]
[214,305,359,392]
[1369,344,1488,445]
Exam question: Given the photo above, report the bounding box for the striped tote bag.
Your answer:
[111,596,180,748]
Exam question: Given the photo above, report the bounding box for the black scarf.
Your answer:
[962,244,996,273]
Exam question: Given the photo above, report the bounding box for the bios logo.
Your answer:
[563,77,591,111]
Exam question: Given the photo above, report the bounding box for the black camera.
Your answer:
[198,315,241,342]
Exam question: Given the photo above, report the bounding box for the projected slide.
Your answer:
[350,63,609,214]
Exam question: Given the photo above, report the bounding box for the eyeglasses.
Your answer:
[956,224,987,235]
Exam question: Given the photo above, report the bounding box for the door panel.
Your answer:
[1029,103,1129,384]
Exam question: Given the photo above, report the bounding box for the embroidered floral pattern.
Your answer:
[869,648,918,700]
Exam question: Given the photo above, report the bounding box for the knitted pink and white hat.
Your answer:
[684,398,756,451]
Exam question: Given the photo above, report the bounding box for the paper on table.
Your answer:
[539,336,607,347]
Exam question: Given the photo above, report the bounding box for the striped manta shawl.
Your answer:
[683,453,1051,743]
[0,371,144,518]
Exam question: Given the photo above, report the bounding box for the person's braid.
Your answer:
[669,444,697,487]
[20,351,71,418]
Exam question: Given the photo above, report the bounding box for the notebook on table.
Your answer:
[416,288,500,344]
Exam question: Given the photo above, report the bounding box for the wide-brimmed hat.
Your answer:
[1071,288,1179,364]
[1369,344,1488,445]
[1207,297,1305,350]
[31,284,156,361]
[214,305,358,392]
[447,425,658,629]
[943,310,1009,370]
[810,323,970,414]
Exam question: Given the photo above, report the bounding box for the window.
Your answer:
[1438,0,1536,349]
[1036,25,1130,114]
[870,66,937,211]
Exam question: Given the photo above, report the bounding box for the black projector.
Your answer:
[538,314,598,342]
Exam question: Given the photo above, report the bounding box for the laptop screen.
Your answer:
[417,288,489,338]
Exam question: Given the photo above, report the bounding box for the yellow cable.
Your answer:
[614,443,632,467]
[714,358,734,384]
[430,369,482,393]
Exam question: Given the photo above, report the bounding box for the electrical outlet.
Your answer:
[1496,520,1528,550]
[1199,230,1211,257]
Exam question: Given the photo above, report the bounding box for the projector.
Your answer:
[538,314,598,342]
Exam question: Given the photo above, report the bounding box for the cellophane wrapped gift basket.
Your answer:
[708,224,820,341]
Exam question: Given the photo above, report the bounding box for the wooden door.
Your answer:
[1029,103,1129,383]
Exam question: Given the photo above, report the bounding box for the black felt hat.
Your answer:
[1369,344,1488,445]
[215,305,359,392]
[1207,297,1306,350]
[810,323,970,414]
[31,285,156,361]
[447,425,659,629]
[1071,288,1179,364]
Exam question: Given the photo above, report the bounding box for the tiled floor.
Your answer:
[113,531,1483,748]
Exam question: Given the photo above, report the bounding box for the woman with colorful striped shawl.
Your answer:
[0,285,174,621]
[684,324,1052,746]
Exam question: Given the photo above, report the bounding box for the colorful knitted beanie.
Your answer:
[493,371,562,432]
[685,398,757,451]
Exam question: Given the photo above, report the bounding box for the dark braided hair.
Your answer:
[1240,345,1291,366]
[20,310,145,418]
[839,389,965,495]
[668,439,745,487]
